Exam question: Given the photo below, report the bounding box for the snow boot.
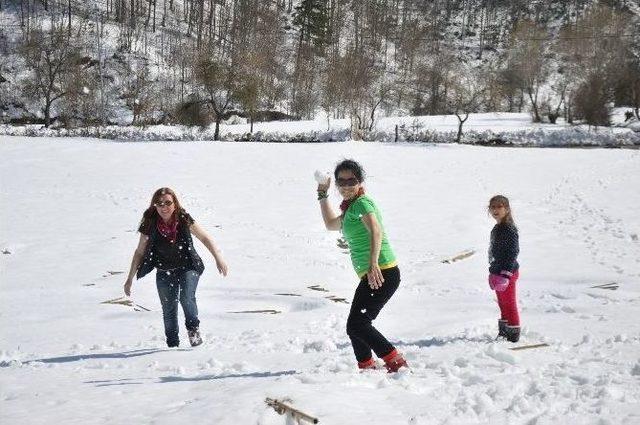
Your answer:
[382,349,408,373]
[166,333,179,348]
[496,319,508,339]
[188,328,203,347]
[358,358,379,370]
[505,325,521,343]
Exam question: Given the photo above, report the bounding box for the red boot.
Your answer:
[358,358,378,370]
[382,349,408,373]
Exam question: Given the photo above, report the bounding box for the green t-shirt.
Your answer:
[341,195,397,277]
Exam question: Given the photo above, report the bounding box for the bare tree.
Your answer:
[58,57,101,127]
[327,47,386,139]
[411,51,456,116]
[123,61,158,126]
[556,5,634,124]
[20,24,85,127]
[193,52,236,140]
[506,20,549,122]
[447,66,485,143]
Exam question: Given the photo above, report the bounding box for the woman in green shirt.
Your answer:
[317,159,408,373]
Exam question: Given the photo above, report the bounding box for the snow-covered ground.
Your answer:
[1,137,639,424]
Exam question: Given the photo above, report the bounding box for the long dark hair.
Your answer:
[488,194,515,225]
[138,187,187,234]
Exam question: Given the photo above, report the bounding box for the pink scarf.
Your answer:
[157,215,178,243]
[340,187,366,213]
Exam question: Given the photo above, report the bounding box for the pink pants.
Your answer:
[496,270,520,326]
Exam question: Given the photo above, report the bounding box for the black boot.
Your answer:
[496,319,508,339]
[505,325,520,343]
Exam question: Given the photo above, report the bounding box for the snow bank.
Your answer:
[2,112,639,147]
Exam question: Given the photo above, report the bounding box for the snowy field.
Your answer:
[1,136,640,424]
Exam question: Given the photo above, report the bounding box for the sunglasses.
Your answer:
[155,200,174,208]
[336,177,360,187]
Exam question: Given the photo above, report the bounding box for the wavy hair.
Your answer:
[138,187,188,234]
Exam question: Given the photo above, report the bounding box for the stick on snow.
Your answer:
[265,398,319,424]
[441,249,475,264]
[101,296,150,311]
[509,343,550,351]
[590,282,619,290]
[307,285,329,292]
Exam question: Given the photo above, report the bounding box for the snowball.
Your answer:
[314,170,330,184]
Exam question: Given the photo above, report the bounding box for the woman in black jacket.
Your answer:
[487,195,520,342]
[123,187,228,347]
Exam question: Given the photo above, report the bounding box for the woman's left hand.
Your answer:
[367,264,385,290]
[216,259,229,276]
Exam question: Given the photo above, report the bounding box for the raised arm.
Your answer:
[190,222,228,276]
[318,178,342,231]
[124,233,149,296]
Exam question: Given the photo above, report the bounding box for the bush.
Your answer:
[573,74,612,127]
[173,100,212,128]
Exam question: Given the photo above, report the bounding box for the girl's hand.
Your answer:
[216,259,229,277]
[317,177,331,193]
[367,264,385,290]
[124,278,133,296]
[488,273,509,291]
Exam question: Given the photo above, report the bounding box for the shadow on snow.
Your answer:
[159,370,298,383]
[19,348,180,365]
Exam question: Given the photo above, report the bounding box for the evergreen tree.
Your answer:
[292,0,329,52]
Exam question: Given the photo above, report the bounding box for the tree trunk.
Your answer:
[214,118,221,140]
[455,113,468,144]
[130,0,135,29]
[146,0,152,27]
[478,6,484,59]
[44,97,52,127]
[528,88,541,122]
[197,0,204,49]
[97,12,106,126]
[368,96,383,131]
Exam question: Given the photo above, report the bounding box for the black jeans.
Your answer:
[346,266,400,362]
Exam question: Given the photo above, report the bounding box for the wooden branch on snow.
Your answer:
[265,398,319,424]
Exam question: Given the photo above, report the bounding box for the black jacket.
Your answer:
[136,214,205,279]
[489,222,519,275]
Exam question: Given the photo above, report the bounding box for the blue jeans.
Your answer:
[156,268,200,347]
